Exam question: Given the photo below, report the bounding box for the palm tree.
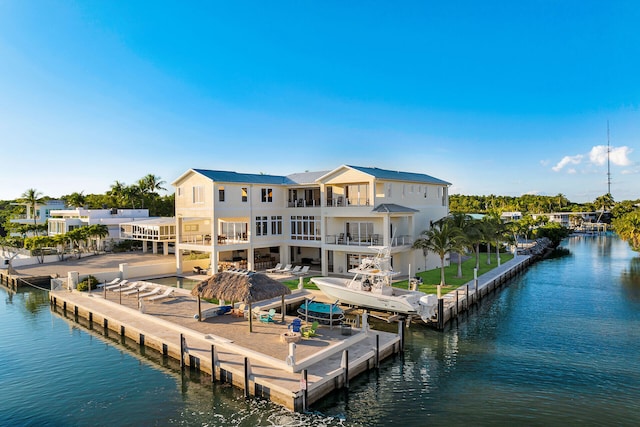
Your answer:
[594,193,615,223]
[108,181,128,207]
[137,174,166,211]
[444,213,473,278]
[86,224,109,253]
[64,191,86,208]
[412,221,462,298]
[19,188,44,233]
[480,217,497,265]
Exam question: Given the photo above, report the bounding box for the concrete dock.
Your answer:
[49,285,401,411]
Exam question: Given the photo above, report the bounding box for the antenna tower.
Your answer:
[607,121,611,195]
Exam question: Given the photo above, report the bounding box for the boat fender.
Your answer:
[286,355,295,366]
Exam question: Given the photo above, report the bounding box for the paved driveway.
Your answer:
[13,252,173,278]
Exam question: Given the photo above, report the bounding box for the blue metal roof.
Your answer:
[192,169,291,185]
[346,165,451,185]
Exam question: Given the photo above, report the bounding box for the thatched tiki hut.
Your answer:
[191,271,292,332]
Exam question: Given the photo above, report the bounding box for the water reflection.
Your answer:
[621,256,640,302]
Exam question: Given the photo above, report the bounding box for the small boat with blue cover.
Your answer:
[297,300,345,325]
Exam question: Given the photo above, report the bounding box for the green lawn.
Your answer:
[397,252,514,294]
[282,252,513,295]
[282,276,319,291]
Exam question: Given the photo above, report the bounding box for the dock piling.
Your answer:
[211,345,216,382]
[376,334,380,369]
[244,357,250,398]
[302,369,308,412]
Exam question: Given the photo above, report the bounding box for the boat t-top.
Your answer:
[311,246,437,322]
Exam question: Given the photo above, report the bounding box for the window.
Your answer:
[256,216,268,236]
[220,222,247,240]
[219,186,225,202]
[261,188,273,203]
[177,187,182,197]
[346,222,374,243]
[241,187,248,202]
[386,183,392,197]
[290,215,320,240]
[184,224,199,232]
[192,186,204,204]
[271,216,282,235]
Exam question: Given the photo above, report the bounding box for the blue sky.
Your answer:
[1,1,638,203]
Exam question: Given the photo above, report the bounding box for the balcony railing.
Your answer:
[325,234,413,247]
[287,199,321,208]
[217,234,249,245]
[325,197,370,207]
[180,234,212,245]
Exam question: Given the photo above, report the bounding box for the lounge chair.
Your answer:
[112,282,138,293]
[105,279,129,291]
[277,264,292,273]
[293,266,310,276]
[97,278,120,288]
[302,321,319,338]
[148,288,174,302]
[266,263,282,273]
[123,283,150,296]
[138,287,161,299]
[259,308,276,323]
[290,266,302,274]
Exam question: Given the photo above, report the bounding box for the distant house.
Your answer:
[10,199,66,237]
[500,211,522,222]
[48,208,150,250]
[171,164,452,276]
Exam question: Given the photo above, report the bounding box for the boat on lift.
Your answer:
[311,246,438,322]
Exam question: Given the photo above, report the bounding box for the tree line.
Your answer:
[0,173,173,250]
[413,212,572,296]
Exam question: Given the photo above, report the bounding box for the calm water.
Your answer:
[1,236,639,426]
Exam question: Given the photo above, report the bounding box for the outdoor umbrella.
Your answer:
[191,270,292,332]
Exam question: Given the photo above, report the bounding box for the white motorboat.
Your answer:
[311,246,438,322]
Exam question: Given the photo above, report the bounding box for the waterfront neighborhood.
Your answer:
[2,2,639,426]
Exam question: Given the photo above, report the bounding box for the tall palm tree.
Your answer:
[445,213,473,278]
[64,191,86,208]
[137,174,166,211]
[108,181,128,207]
[594,193,615,223]
[19,188,44,233]
[412,221,462,298]
[86,224,109,253]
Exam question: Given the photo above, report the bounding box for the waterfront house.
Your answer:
[172,165,451,277]
[9,199,66,236]
[48,208,151,251]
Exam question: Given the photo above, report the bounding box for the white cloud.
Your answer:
[553,145,633,173]
[589,145,632,166]
[552,155,583,172]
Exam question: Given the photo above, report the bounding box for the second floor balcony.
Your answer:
[324,234,413,247]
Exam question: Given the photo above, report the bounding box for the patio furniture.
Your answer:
[293,266,310,276]
[266,263,282,273]
[259,308,276,323]
[302,321,319,338]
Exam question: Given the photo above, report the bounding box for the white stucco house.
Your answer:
[171,164,451,277]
